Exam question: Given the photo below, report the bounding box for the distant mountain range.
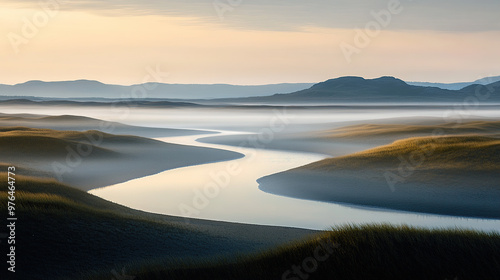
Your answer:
[0,98,200,107]
[0,80,314,99]
[215,76,500,104]
[407,76,500,90]
[1,76,499,104]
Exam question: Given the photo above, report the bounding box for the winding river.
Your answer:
[2,104,498,231]
[90,130,500,232]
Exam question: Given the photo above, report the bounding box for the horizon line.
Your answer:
[3,75,499,87]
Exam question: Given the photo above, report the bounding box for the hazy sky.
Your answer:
[1,0,500,85]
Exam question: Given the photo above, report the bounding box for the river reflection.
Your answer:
[90,131,500,231]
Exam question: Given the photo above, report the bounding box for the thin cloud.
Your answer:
[7,0,500,32]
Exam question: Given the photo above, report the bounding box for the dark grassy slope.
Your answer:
[0,174,314,280]
[0,126,242,190]
[1,176,498,280]
[121,225,500,280]
[259,135,500,219]
[0,113,207,137]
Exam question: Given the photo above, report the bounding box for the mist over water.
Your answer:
[2,104,499,231]
[92,132,500,231]
[1,104,500,132]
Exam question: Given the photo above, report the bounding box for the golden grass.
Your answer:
[321,121,500,139]
[0,172,191,235]
[1,172,498,279]
[0,126,120,141]
[302,135,500,171]
[121,224,500,280]
[0,172,134,214]
[0,126,120,158]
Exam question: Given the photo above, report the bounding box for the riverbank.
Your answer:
[0,173,315,279]
[258,134,500,219]
[0,126,242,191]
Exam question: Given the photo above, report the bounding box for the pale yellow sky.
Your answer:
[1,3,500,85]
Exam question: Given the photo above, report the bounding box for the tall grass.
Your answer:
[0,173,303,279]
[111,224,500,280]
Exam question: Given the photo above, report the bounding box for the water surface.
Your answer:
[91,131,500,231]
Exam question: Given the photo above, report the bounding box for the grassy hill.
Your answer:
[1,124,499,279]
[2,174,497,279]
[0,173,313,280]
[304,135,500,172]
[100,225,500,280]
[0,113,206,137]
[321,121,500,140]
[0,126,242,190]
[0,127,119,159]
[259,135,500,218]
